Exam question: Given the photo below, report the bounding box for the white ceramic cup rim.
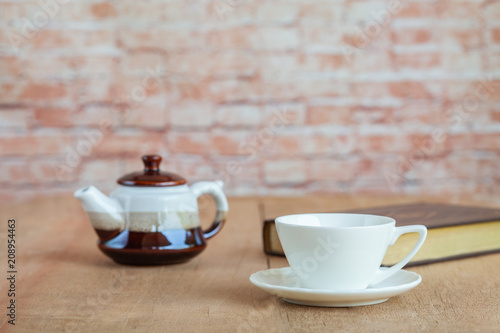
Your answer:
[275,213,396,230]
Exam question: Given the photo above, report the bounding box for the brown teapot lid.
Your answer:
[117,155,187,187]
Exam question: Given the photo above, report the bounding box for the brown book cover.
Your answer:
[263,203,500,266]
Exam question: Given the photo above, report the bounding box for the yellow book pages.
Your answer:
[382,221,500,266]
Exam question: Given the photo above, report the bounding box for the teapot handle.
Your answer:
[191,181,229,240]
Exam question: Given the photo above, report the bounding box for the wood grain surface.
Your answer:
[0,195,499,332]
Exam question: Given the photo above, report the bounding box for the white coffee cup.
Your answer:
[275,213,427,290]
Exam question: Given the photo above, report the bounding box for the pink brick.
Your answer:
[443,28,482,49]
[34,107,75,127]
[0,56,24,77]
[207,51,257,78]
[391,28,434,45]
[208,27,253,49]
[216,105,262,127]
[491,108,500,123]
[250,27,299,50]
[121,105,166,129]
[0,3,23,20]
[442,52,482,73]
[353,82,390,99]
[351,107,394,125]
[477,157,500,178]
[447,154,480,178]
[391,52,440,70]
[209,26,299,50]
[491,28,500,44]
[170,101,214,128]
[398,2,435,17]
[110,75,163,105]
[208,78,259,103]
[445,134,473,151]
[258,79,300,100]
[444,81,478,100]
[301,24,344,50]
[358,133,412,153]
[345,1,397,22]
[299,2,341,21]
[73,77,113,103]
[262,103,307,126]
[438,1,482,20]
[329,135,358,155]
[342,28,392,51]
[120,2,203,22]
[168,132,211,154]
[23,56,74,79]
[295,78,350,98]
[31,159,77,183]
[396,102,442,125]
[172,156,212,182]
[266,134,339,156]
[358,156,401,180]
[39,2,117,21]
[0,82,18,104]
[350,51,392,73]
[121,157,146,175]
[23,55,113,80]
[0,159,31,184]
[79,159,122,183]
[388,81,441,99]
[348,179,397,194]
[72,56,118,78]
[121,53,165,76]
[484,80,500,100]
[309,158,362,182]
[485,2,500,20]
[20,82,67,101]
[170,77,211,101]
[404,158,450,181]
[75,106,120,128]
[487,51,500,72]
[468,133,500,150]
[256,2,299,22]
[211,130,251,155]
[90,3,117,18]
[93,133,164,156]
[264,160,307,184]
[298,54,344,72]
[0,134,72,156]
[32,30,114,49]
[119,28,199,51]
[0,109,33,129]
[209,0,255,23]
[303,134,339,155]
[307,106,352,125]
[411,132,449,156]
[264,135,301,157]
[210,160,261,194]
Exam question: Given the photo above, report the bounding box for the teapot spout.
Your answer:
[74,186,125,242]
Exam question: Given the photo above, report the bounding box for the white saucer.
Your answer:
[250,267,422,307]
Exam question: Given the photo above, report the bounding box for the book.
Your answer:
[263,203,500,266]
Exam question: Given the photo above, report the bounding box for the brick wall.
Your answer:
[1,0,499,201]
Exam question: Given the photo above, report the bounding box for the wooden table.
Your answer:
[1,195,499,332]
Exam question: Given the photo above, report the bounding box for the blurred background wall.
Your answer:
[0,0,499,201]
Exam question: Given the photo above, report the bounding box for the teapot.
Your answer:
[74,155,228,265]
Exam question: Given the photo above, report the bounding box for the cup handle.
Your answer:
[369,225,427,286]
[191,181,229,240]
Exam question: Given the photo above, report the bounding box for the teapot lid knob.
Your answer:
[142,155,161,173]
[117,154,186,187]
